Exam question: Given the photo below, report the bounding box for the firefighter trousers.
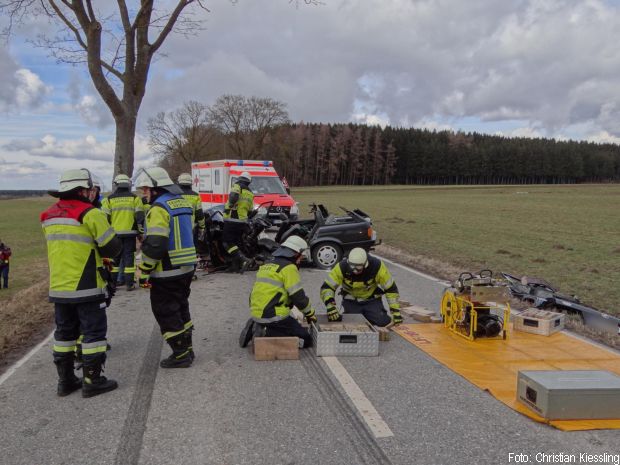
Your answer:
[342,297,392,327]
[113,236,136,285]
[53,300,108,363]
[262,316,313,348]
[222,221,245,257]
[150,273,194,338]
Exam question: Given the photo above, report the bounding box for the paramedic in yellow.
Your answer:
[41,169,121,398]
[137,167,197,368]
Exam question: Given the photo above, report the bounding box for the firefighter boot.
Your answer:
[82,357,118,398]
[227,253,242,273]
[54,354,82,397]
[184,329,195,361]
[160,333,192,368]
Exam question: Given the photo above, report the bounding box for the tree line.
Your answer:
[151,98,620,186]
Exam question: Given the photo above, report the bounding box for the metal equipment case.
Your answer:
[517,370,620,420]
[312,314,379,357]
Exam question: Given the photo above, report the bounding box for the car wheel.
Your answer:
[311,242,342,269]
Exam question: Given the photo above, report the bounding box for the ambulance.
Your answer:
[190,159,299,220]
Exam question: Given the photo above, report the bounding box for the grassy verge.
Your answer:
[0,197,54,370]
[292,184,620,316]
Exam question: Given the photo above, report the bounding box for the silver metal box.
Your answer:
[312,314,379,357]
[517,370,620,420]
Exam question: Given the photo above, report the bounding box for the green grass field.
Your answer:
[0,197,51,299]
[293,185,620,315]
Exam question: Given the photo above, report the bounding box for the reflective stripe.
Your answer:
[343,294,375,303]
[184,321,194,330]
[141,253,159,266]
[96,227,115,245]
[287,282,302,295]
[110,206,135,212]
[49,288,105,298]
[384,278,395,289]
[82,341,108,355]
[135,206,144,212]
[42,218,81,227]
[146,227,169,236]
[387,297,399,305]
[227,245,239,254]
[163,328,186,340]
[321,289,335,299]
[46,233,93,244]
[124,267,136,273]
[53,344,76,353]
[325,276,338,288]
[256,277,284,288]
[150,266,194,279]
[115,229,138,235]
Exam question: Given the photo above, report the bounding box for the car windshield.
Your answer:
[232,176,286,195]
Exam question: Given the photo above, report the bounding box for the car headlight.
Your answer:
[257,206,268,216]
[290,203,299,215]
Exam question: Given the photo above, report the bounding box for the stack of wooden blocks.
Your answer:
[253,337,299,361]
[400,304,442,323]
[513,308,565,336]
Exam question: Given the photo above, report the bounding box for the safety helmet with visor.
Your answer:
[135,167,183,195]
[272,235,308,259]
[177,173,193,186]
[347,247,368,275]
[238,171,252,184]
[48,168,94,197]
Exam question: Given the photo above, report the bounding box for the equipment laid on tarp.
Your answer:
[312,314,379,357]
[440,270,510,341]
[517,370,620,420]
[502,272,620,337]
[393,323,620,431]
[513,308,565,336]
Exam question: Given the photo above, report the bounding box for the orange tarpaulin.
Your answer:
[394,324,620,431]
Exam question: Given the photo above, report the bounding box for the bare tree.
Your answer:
[1,1,209,177]
[148,100,215,165]
[208,94,290,159]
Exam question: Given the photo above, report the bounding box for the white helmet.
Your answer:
[135,167,183,194]
[58,168,93,192]
[273,235,308,258]
[348,248,368,273]
[177,173,193,186]
[113,174,131,186]
[238,171,252,183]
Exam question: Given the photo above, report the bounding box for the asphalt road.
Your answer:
[0,260,618,465]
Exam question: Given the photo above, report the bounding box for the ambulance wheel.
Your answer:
[311,242,342,270]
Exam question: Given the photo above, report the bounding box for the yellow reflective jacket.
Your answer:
[180,186,206,230]
[41,199,121,303]
[250,257,314,323]
[101,188,145,236]
[224,183,254,220]
[320,256,400,311]
[140,192,197,280]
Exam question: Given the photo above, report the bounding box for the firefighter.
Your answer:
[136,167,197,368]
[101,174,144,291]
[320,248,403,327]
[41,168,121,397]
[222,171,254,272]
[177,173,206,234]
[240,235,317,349]
[0,240,11,289]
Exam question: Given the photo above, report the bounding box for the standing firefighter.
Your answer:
[136,167,197,368]
[41,169,121,397]
[101,174,144,290]
[177,173,206,235]
[240,236,317,349]
[222,171,254,272]
[320,248,403,327]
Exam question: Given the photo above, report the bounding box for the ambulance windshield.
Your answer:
[233,176,287,195]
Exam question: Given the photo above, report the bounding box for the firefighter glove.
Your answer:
[391,310,403,326]
[326,305,342,322]
[304,307,317,324]
[102,258,114,272]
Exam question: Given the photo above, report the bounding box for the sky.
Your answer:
[2,0,620,189]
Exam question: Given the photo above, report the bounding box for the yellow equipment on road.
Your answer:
[440,270,511,341]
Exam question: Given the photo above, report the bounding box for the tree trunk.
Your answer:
[114,113,137,177]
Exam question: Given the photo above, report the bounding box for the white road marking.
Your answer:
[322,356,394,438]
[377,255,450,286]
[0,331,53,386]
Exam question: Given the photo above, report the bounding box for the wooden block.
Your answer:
[401,305,434,316]
[398,300,411,307]
[254,337,299,361]
[430,316,443,323]
[412,313,432,323]
[378,331,391,341]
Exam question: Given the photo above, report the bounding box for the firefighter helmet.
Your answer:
[178,173,193,186]
[273,235,308,258]
[113,174,131,186]
[238,171,252,183]
[347,247,368,274]
[135,167,183,194]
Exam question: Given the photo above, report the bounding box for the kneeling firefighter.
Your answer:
[240,236,317,348]
[320,248,403,327]
[41,168,122,398]
[136,167,197,368]
[223,171,254,272]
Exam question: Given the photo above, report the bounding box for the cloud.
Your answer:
[0,47,50,112]
[3,133,152,162]
[0,158,49,177]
